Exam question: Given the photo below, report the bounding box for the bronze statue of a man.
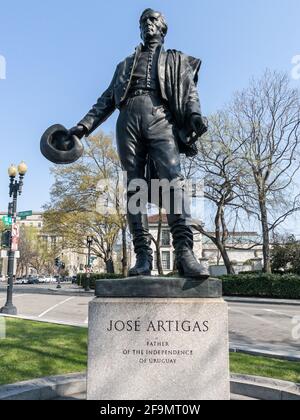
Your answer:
[68,9,209,278]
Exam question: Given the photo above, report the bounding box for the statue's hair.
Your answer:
[139,8,168,37]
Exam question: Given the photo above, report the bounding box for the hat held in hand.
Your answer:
[40,124,84,164]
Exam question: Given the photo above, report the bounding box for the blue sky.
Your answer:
[0,0,300,223]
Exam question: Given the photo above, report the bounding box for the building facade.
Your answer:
[130,213,263,275]
[0,212,105,279]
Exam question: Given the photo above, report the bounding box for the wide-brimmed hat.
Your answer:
[40,124,84,164]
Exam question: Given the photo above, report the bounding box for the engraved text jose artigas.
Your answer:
[107,319,209,333]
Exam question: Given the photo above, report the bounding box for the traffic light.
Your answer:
[8,202,13,217]
[1,230,11,248]
[55,257,60,267]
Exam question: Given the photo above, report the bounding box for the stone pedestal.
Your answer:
[87,277,230,400]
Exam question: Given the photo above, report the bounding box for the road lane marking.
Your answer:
[38,297,75,318]
[229,307,289,330]
[264,308,296,318]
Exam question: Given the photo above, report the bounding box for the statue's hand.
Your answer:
[190,114,208,138]
[68,125,87,140]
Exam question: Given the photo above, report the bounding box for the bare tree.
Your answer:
[150,206,164,276]
[190,112,250,274]
[231,70,300,272]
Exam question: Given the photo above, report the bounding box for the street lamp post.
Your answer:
[85,236,93,292]
[1,162,28,315]
[55,255,64,289]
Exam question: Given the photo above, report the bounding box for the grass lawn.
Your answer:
[230,353,300,383]
[0,317,299,386]
[0,318,87,386]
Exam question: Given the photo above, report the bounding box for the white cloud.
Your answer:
[0,55,6,80]
[291,55,300,81]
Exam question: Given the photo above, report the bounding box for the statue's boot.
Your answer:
[166,180,210,279]
[171,224,209,279]
[128,213,153,277]
[175,246,210,279]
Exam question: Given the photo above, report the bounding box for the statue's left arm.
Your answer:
[185,59,207,139]
[186,79,202,117]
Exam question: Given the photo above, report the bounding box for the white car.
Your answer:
[15,278,29,284]
[43,277,57,284]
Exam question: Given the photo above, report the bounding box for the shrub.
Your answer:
[271,239,300,275]
[221,273,300,299]
[77,273,124,290]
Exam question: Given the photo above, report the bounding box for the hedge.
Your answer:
[77,273,124,290]
[221,273,300,299]
[77,272,300,299]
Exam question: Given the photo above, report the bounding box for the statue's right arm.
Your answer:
[76,65,119,136]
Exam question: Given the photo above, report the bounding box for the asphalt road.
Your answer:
[229,302,300,356]
[0,284,299,357]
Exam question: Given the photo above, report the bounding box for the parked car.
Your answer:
[15,278,29,284]
[43,276,57,284]
[27,277,40,284]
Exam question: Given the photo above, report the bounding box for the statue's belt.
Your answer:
[127,89,158,98]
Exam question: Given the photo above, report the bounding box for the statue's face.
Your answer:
[140,11,165,42]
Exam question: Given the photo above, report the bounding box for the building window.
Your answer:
[162,251,171,270]
[161,230,171,246]
[154,252,158,270]
[154,251,171,271]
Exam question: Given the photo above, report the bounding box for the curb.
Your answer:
[231,374,300,401]
[0,373,86,401]
[0,313,88,328]
[47,288,94,297]
[2,285,300,304]
[0,285,94,298]
[0,373,299,400]
[230,345,300,362]
[225,297,300,306]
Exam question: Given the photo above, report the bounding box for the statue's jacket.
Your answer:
[79,44,202,157]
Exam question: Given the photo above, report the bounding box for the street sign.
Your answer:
[2,215,12,226]
[0,251,19,259]
[17,210,32,220]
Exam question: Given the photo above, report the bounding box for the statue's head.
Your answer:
[139,9,168,43]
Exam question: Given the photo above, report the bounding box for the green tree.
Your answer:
[271,235,300,274]
[17,226,58,276]
[43,132,129,274]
